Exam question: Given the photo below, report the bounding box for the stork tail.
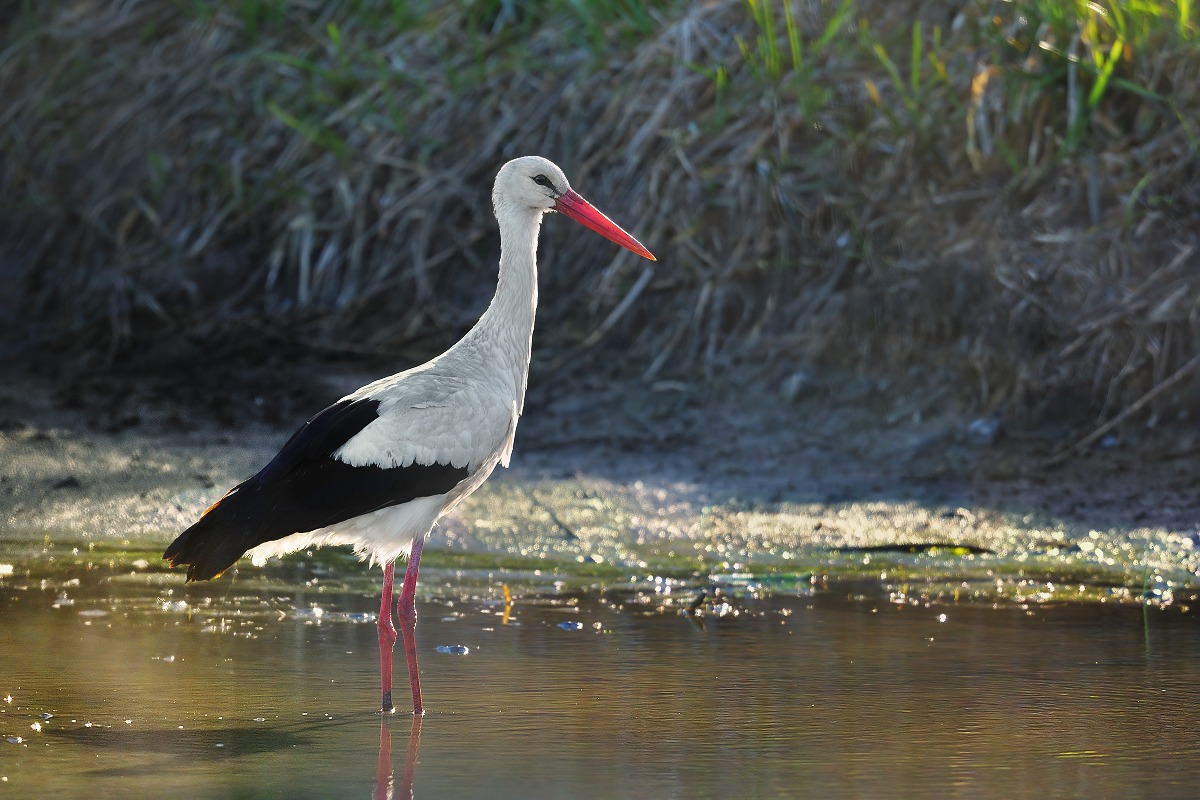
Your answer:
[163,485,257,581]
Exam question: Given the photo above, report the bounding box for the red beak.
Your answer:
[555,190,656,262]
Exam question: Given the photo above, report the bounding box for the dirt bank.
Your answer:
[2,361,1197,606]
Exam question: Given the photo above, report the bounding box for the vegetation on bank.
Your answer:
[1,0,1198,441]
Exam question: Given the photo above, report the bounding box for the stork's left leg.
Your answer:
[396,536,426,716]
[377,560,398,714]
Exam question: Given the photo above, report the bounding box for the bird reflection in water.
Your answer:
[375,716,423,800]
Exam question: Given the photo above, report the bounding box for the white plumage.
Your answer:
[246,495,449,567]
[336,373,519,472]
[164,155,655,715]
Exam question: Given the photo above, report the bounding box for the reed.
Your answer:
[1,0,1197,441]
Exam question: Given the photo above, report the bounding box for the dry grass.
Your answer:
[1,0,1198,442]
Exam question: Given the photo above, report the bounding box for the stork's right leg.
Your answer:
[377,560,398,714]
[397,536,426,716]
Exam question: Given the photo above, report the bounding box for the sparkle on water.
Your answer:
[0,561,1199,798]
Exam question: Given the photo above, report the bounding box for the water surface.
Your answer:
[2,572,1198,798]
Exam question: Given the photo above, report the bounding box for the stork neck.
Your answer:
[493,208,541,327]
[470,207,541,408]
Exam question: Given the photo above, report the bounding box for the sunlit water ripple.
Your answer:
[2,573,1198,798]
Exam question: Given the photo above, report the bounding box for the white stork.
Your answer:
[164,156,655,715]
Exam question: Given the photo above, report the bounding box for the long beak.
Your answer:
[555,190,656,262]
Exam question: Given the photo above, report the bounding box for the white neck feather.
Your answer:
[455,203,543,413]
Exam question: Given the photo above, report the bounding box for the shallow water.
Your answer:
[2,571,1199,798]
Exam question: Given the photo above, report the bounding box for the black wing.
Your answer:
[163,397,468,581]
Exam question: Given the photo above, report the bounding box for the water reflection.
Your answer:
[376,716,421,800]
[376,718,395,800]
[1,574,1198,798]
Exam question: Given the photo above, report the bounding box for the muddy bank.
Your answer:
[1,364,1197,604]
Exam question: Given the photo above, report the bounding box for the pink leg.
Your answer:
[377,560,398,714]
[396,536,426,716]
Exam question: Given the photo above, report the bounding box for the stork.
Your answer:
[163,156,655,715]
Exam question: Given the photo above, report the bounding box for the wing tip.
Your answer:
[162,488,245,583]
[163,552,232,583]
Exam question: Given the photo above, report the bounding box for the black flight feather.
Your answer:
[163,397,469,581]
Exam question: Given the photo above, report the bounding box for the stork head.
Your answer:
[493,156,655,261]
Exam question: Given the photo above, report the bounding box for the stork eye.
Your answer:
[532,174,554,189]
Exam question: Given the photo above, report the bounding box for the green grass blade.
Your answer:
[871,42,904,95]
[784,0,803,73]
[267,101,349,158]
[814,0,855,54]
[1087,36,1123,109]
